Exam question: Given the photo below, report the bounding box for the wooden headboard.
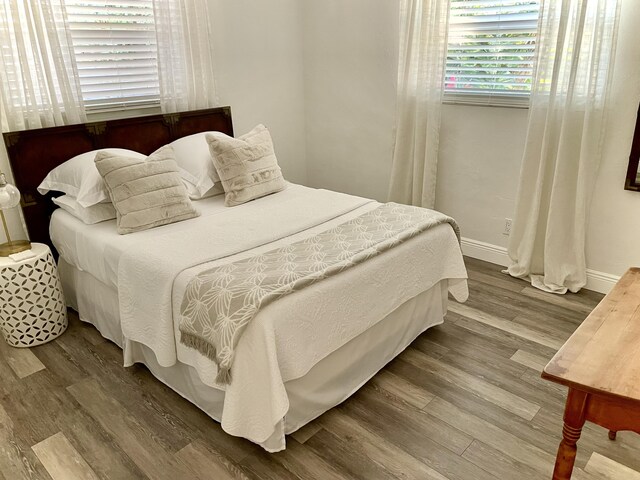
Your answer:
[2,106,233,250]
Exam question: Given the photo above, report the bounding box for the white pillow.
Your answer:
[170,133,221,200]
[38,148,146,207]
[52,195,116,225]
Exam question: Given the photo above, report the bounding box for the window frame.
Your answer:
[65,0,162,113]
[443,0,541,109]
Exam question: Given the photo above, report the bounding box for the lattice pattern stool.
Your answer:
[0,243,67,347]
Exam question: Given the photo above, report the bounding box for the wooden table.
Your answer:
[542,268,640,479]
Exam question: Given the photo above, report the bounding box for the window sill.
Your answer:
[443,93,530,110]
[85,101,161,121]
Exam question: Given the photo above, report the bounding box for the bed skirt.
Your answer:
[58,258,449,449]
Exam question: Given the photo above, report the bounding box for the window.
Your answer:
[66,0,161,111]
[445,0,540,107]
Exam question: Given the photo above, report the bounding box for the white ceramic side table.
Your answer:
[0,243,67,347]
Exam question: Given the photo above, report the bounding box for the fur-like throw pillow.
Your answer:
[94,146,199,234]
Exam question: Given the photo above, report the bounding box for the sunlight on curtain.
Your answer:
[506,0,621,294]
[0,0,86,131]
[153,0,218,113]
[0,0,218,125]
[388,0,450,209]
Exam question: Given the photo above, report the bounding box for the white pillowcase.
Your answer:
[52,195,116,224]
[38,148,146,207]
[170,132,221,200]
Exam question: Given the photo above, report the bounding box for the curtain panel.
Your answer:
[506,0,621,294]
[153,0,218,113]
[388,0,450,209]
[0,0,86,132]
[0,0,218,130]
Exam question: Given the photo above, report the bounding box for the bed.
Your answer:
[5,107,468,452]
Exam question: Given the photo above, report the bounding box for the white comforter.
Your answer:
[52,184,468,451]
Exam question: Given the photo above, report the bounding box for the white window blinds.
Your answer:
[445,0,540,106]
[66,0,160,110]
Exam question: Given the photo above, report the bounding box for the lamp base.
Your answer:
[0,240,31,257]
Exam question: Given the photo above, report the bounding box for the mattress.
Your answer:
[50,183,468,450]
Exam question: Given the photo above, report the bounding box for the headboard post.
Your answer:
[3,106,234,250]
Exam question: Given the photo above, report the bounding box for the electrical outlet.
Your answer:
[503,218,512,236]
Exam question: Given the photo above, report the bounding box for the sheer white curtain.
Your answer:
[506,0,621,294]
[388,0,450,209]
[0,0,84,239]
[0,0,86,132]
[153,0,218,113]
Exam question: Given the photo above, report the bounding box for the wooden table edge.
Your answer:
[541,369,640,407]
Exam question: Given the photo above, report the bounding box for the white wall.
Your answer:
[585,0,640,276]
[303,0,398,201]
[210,0,307,184]
[301,0,528,249]
[437,105,528,248]
[302,0,640,289]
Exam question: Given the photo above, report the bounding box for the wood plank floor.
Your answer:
[1,257,639,479]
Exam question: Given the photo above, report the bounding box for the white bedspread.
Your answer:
[117,184,374,367]
[51,184,468,451]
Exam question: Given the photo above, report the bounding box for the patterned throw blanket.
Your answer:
[179,203,460,384]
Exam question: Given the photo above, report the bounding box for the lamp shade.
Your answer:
[0,172,30,256]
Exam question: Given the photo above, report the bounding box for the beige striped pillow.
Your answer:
[206,124,286,207]
[94,146,199,234]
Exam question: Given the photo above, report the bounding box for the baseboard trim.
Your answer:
[583,269,620,295]
[461,237,510,268]
[460,237,619,294]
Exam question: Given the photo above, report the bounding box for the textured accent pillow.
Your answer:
[94,146,199,234]
[206,124,286,207]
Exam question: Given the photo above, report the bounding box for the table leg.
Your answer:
[552,389,588,480]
